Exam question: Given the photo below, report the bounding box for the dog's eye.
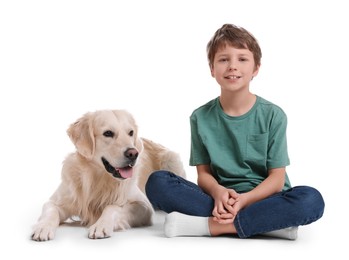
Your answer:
[129,130,134,137]
[103,130,114,138]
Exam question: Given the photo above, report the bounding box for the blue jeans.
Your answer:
[145,171,325,238]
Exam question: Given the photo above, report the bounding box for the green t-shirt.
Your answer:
[189,95,292,193]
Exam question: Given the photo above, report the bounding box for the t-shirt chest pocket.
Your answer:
[246,133,269,163]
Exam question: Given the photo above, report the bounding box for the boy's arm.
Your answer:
[196,164,220,194]
[197,164,239,220]
[237,167,286,209]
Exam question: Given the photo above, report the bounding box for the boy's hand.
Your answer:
[212,187,240,224]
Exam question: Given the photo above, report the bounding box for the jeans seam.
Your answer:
[174,175,211,198]
[235,214,246,238]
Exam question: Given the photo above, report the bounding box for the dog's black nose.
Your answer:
[124,148,138,161]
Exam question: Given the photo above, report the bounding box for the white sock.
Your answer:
[164,212,211,238]
[262,226,298,240]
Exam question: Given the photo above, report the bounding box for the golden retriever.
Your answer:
[31,109,186,241]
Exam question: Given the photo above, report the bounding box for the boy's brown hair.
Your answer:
[207,24,262,70]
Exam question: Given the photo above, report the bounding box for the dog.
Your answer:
[31,109,186,241]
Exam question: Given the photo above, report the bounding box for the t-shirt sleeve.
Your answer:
[267,108,290,169]
[189,113,210,166]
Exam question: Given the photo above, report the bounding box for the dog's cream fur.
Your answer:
[31,110,186,241]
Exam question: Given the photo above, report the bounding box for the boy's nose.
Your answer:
[228,61,237,71]
[228,64,237,71]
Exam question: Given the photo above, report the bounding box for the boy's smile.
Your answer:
[224,75,241,79]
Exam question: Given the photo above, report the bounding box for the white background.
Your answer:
[1,0,348,259]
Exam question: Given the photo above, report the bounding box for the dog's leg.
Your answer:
[88,200,153,239]
[31,201,62,241]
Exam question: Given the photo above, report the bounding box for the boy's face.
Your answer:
[211,45,259,93]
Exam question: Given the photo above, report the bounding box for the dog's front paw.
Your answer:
[31,224,56,242]
[88,221,113,239]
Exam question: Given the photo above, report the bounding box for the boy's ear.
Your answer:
[253,64,261,77]
[210,65,215,77]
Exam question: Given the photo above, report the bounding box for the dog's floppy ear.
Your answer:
[67,112,95,159]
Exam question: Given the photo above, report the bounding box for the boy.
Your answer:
[145,24,324,239]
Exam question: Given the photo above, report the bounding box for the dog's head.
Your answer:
[67,110,144,180]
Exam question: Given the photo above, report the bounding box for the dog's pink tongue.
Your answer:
[118,167,133,178]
